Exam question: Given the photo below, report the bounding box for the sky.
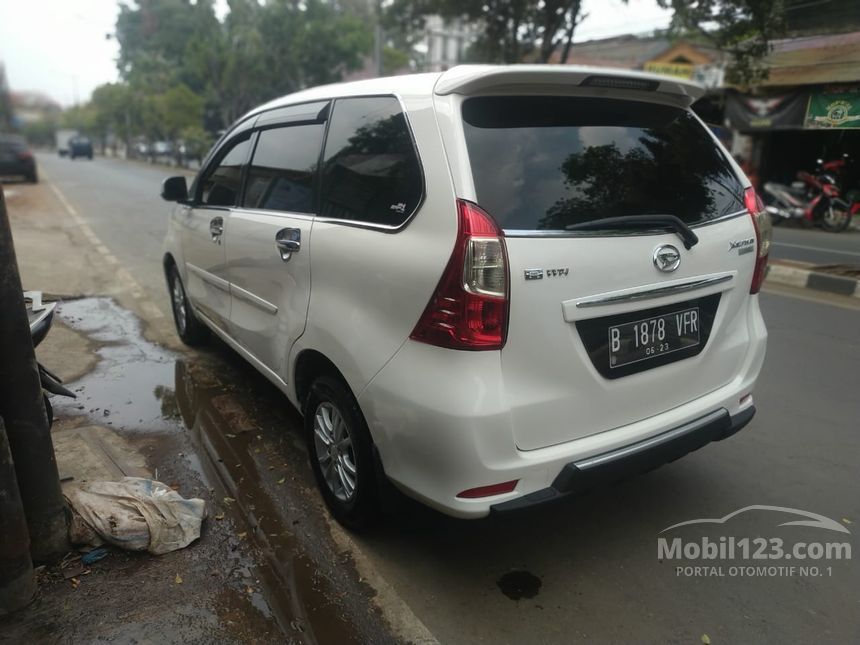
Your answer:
[0,0,673,107]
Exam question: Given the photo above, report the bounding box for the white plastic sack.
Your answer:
[65,477,207,555]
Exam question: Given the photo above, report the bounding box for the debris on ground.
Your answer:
[65,477,206,555]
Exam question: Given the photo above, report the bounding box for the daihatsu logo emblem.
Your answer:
[653,244,681,272]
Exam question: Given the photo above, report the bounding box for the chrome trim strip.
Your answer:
[574,409,727,470]
[231,283,278,315]
[186,262,230,292]
[503,210,747,238]
[575,274,733,309]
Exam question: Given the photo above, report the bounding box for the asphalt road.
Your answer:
[38,152,185,316]
[33,153,860,644]
[771,223,860,265]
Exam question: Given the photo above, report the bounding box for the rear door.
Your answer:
[459,95,757,451]
[225,102,328,378]
[180,131,253,329]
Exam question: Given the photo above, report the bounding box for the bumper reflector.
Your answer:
[457,480,518,499]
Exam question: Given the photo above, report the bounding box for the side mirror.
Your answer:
[161,176,188,203]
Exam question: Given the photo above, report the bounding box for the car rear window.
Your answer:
[461,96,744,231]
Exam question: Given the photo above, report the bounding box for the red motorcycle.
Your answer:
[762,163,852,232]
[821,154,860,220]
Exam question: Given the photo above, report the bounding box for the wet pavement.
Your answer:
[2,297,395,644]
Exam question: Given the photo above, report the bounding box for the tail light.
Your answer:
[744,187,771,294]
[17,150,33,161]
[410,200,509,350]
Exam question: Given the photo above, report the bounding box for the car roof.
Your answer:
[247,64,704,119]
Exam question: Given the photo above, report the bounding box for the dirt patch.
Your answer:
[812,264,860,279]
[2,297,397,644]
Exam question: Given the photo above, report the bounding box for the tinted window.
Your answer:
[243,124,324,213]
[199,135,251,207]
[320,97,422,226]
[462,96,744,231]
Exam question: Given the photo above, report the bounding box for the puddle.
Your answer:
[54,298,178,432]
[497,570,542,600]
[52,297,376,644]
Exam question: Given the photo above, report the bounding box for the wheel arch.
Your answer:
[293,349,349,415]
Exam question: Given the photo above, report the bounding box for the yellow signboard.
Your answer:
[643,62,694,79]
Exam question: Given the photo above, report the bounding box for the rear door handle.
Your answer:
[275,228,301,261]
[209,216,224,244]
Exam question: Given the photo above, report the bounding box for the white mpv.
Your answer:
[162,66,769,528]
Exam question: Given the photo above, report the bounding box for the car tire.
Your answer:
[305,376,380,530]
[27,170,38,183]
[167,265,208,346]
[822,201,851,232]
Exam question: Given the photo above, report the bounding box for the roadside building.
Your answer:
[725,31,860,185]
[556,34,730,140]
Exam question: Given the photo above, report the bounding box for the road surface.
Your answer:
[771,224,860,265]
[28,153,860,644]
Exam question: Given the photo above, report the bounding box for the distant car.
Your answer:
[69,136,94,160]
[0,134,38,182]
[150,141,173,164]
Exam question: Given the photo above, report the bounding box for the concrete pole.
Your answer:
[0,416,36,615]
[0,188,68,562]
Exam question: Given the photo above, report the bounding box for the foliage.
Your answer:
[658,0,786,85]
[69,0,373,150]
[385,0,585,65]
[21,119,58,147]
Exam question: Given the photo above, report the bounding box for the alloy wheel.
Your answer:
[313,402,357,502]
[171,274,187,335]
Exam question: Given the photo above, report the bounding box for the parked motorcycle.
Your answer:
[762,163,852,232]
[26,291,76,426]
[820,154,860,221]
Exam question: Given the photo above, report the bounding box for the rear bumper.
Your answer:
[359,322,764,519]
[0,160,35,176]
[491,406,754,513]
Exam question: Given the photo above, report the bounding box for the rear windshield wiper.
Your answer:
[565,214,699,250]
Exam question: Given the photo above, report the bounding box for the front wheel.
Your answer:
[305,376,379,530]
[822,200,851,232]
[168,265,208,346]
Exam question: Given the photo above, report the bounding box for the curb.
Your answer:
[766,260,860,298]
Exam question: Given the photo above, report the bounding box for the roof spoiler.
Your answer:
[434,65,705,106]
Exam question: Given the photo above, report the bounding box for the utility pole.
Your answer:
[0,417,36,615]
[0,188,68,562]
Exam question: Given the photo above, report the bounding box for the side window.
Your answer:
[320,97,423,227]
[243,123,325,213]
[198,134,252,207]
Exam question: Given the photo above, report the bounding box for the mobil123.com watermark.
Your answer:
[657,505,852,578]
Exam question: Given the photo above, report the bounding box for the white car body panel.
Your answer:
[226,207,313,378]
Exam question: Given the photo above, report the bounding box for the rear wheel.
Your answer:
[168,265,208,346]
[26,170,38,183]
[305,376,379,530]
[822,201,851,232]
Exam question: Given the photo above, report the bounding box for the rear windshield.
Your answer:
[461,96,744,231]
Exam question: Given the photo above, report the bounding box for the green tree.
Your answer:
[658,0,786,85]
[385,0,585,65]
[154,84,205,140]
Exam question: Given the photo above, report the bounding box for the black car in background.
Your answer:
[0,134,38,183]
[69,136,94,160]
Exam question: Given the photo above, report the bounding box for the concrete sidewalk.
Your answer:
[767,259,860,298]
[0,182,287,642]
